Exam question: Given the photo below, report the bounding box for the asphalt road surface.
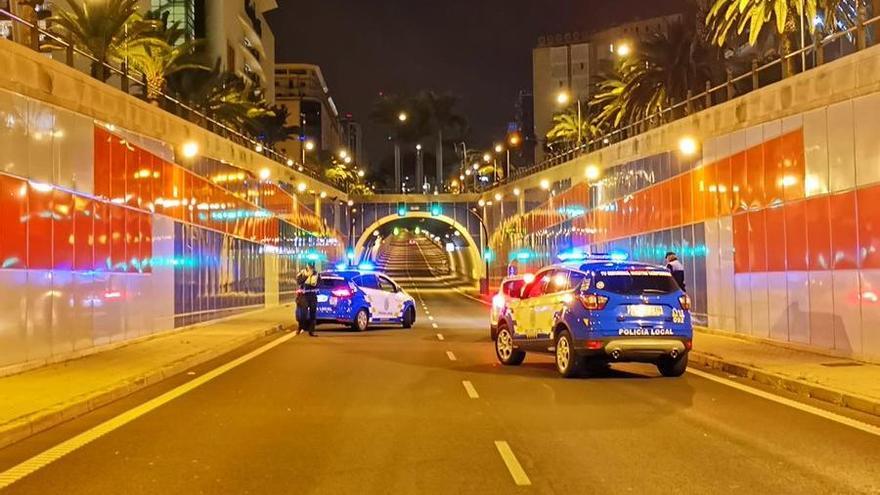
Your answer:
[1,252,879,493]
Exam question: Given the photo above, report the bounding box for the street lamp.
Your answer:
[398,112,408,122]
[585,164,601,182]
[678,136,699,156]
[494,143,504,154]
[615,41,632,57]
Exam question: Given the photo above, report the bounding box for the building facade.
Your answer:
[532,14,682,164]
[274,63,348,165]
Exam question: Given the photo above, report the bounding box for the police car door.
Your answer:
[377,275,404,320]
[356,274,387,320]
[531,270,571,338]
[517,270,552,339]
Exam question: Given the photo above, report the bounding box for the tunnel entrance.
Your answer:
[354,213,482,290]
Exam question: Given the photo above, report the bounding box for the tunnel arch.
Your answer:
[353,212,484,282]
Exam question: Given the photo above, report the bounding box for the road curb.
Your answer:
[0,323,291,451]
[689,351,880,418]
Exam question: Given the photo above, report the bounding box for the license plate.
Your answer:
[317,295,329,303]
[627,305,664,317]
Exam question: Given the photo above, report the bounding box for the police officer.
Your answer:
[665,251,686,292]
[296,261,321,337]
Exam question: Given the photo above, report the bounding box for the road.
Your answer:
[0,242,879,493]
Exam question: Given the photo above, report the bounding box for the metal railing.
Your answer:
[506,10,880,183]
[0,8,329,184]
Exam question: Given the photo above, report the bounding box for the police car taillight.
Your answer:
[332,288,353,298]
[679,295,691,311]
[579,294,608,310]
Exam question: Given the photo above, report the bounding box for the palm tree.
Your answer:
[121,8,208,101]
[705,0,858,75]
[590,20,725,132]
[44,0,161,81]
[545,105,594,148]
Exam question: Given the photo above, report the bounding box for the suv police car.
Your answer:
[493,252,692,378]
[316,269,417,332]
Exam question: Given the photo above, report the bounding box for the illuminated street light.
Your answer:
[472,163,480,170]
[344,156,353,164]
[181,141,199,159]
[304,140,316,151]
[540,178,551,190]
[339,149,349,160]
[616,42,632,57]
[585,164,601,182]
[286,159,294,167]
[459,174,465,181]
[297,182,307,193]
[478,199,486,207]
[416,144,422,151]
[398,112,408,122]
[255,143,263,153]
[494,193,503,201]
[513,187,521,196]
[508,134,521,146]
[347,200,355,207]
[494,144,504,154]
[259,168,271,180]
[482,153,491,163]
[357,170,365,178]
[678,136,699,156]
[465,169,472,176]
[556,90,571,105]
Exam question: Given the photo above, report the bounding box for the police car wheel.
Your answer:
[402,307,415,329]
[555,330,582,378]
[657,353,688,377]
[352,309,369,332]
[495,327,525,366]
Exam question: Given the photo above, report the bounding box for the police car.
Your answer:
[493,250,693,378]
[489,274,530,340]
[316,268,417,332]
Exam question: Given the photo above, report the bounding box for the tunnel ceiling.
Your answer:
[371,217,470,247]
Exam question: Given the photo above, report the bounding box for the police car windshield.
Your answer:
[594,270,679,295]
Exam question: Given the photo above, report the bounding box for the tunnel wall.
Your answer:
[0,49,343,372]
[487,44,880,361]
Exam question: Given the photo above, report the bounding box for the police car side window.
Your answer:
[525,271,552,298]
[358,275,380,289]
[568,271,586,290]
[378,276,397,293]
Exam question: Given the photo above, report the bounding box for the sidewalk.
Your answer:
[0,305,294,450]
[691,330,880,417]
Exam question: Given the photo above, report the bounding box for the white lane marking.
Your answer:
[446,351,457,362]
[432,323,439,329]
[428,316,435,321]
[462,380,479,399]
[436,333,445,341]
[455,289,491,306]
[0,333,296,490]
[494,441,532,486]
[687,368,880,437]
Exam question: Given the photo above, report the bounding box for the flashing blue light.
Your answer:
[430,204,442,216]
[358,262,376,271]
[609,250,630,262]
[557,248,588,262]
[346,249,356,260]
[335,263,348,271]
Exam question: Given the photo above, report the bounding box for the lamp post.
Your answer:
[466,205,491,295]
[395,112,408,191]
[557,90,582,146]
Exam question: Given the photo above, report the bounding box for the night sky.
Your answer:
[267,0,683,167]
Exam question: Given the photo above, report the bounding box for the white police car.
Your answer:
[316,267,417,332]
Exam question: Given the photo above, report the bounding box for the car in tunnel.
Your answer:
[316,270,417,332]
[494,254,693,378]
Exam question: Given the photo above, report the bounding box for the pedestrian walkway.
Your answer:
[692,330,880,416]
[0,305,295,449]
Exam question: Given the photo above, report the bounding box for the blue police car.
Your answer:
[494,251,693,378]
[315,268,417,332]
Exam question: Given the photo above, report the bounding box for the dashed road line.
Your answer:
[462,380,479,399]
[0,332,297,490]
[432,323,439,329]
[494,441,532,486]
[446,351,457,361]
[436,333,445,341]
[687,368,880,437]
[428,316,434,321]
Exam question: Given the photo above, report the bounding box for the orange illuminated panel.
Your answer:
[126,208,140,273]
[94,127,112,201]
[73,196,94,272]
[829,191,858,270]
[704,162,719,219]
[763,135,784,207]
[28,183,53,270]
[94,201,110,271]
[0,174,28,269]
[782,131,805,202]
[732,212,750,273]
[806,196,831,271]
[53,189,75,271]
[716,157,732,216]
[784,200,808,271]
[730,151,748,213]
[746,143,765,210]
[109,135,127,204]
[680,170,693,225]
[858,185,880,269]
[109,203,126,271]
[764,205,786,271]
[124,143,139,208]
[747,210,767,272]
[691,166,706,223]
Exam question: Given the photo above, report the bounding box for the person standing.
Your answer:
[296,261,321,337]
[665,252,687,292]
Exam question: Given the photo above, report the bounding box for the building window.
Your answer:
[151,0,196,43]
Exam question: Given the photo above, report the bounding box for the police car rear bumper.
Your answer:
[575,337,691,362]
